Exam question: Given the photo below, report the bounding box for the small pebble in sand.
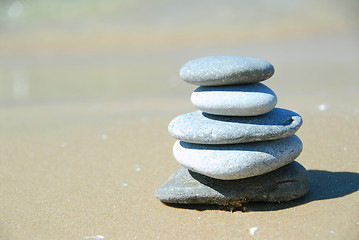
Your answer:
[101,134,108,140]
[123,183,128,187]
[84,235,105,240]
[343,147,347,151]
[318,104,329,111]
[250,227,258,235]
[135,165,141,171]
[330,230,335,234]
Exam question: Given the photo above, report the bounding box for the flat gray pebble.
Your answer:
[173,135,302,180]
[179,56,274,86]
[168,108,302,144]
[191,83,277,116]
[155,161,310,205]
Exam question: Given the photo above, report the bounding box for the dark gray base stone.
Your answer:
[156,161,310,207]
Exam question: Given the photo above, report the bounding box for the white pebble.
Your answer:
[250,227,258,235]
[318,104,329,111]
[343,147,347,151]
[330,230,335,234]
[101,134,108,140]
[123,183,128,187]
[135,164,141,172]
[84,235,105,240]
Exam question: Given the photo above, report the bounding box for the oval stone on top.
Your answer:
[191,83,277,116]
[179,56,275,86]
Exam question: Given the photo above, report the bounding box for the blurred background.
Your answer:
[0,0,358,102]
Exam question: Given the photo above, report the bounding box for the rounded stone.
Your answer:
[179,56,275,86]
[168,108,302,144]
[155,161,310,206]
[173,135,303,180]
[191,83,277,116]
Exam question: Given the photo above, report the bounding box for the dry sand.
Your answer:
[1,92,358,239]
[1,1,359,239]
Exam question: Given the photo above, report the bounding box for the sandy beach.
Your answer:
[1,0,358,239]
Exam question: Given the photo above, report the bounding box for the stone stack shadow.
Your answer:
[156,56,310,209]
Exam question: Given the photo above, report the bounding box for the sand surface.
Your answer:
[1,0,359,239]
[1,93,359,239]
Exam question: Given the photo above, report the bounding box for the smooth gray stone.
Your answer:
[173,135,302,180]
[155,161,310,206]
[191,83,277,116]
[168,108,302,144]
[179,56,275,86]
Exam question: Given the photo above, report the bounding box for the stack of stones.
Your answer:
[156,56,310,208]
